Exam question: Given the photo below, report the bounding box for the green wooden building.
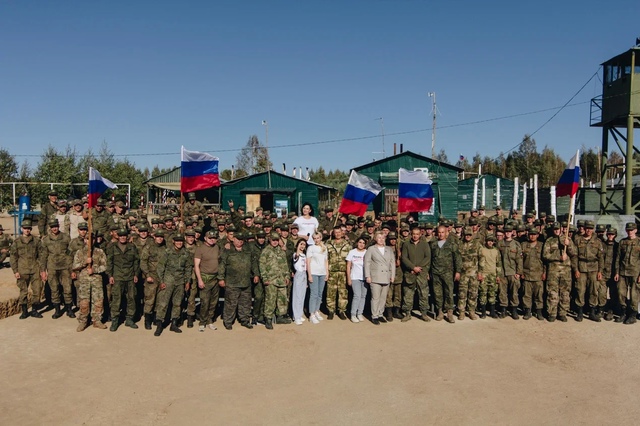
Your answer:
[352,151,462,223]
[220,170,337,216]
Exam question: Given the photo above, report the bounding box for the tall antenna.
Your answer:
[428,92,436,158]
[374,117,385,158]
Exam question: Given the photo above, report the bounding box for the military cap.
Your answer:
[400,224,410,231]
[606,227,617,235]
[48,190,58,196]
[245,212,255,218]
[226,224,237,232]
[110,224,120,231]
[78,222,89,230]
[528,228,540,235]
[324,207,334,213]
[577,220,585,227]
[510,209,518,214]
[486,234,496,242]
[138,224,149,232]
[21,219,33,228]
[596,224,606,233]
[346,219,356,226]
[365,221,375,227]
[151,218,160,225]
[163,216,173,222]
[172,233,185,241]
[107,201,115,207]
[57,199,67,206]
[584,220,595,229]
[545,215,555,223]
[154,229,165,237]
[115,201,125,208]
[468,218,478,226]
[277,224,287,231]
[488,218,497,225]
[97,198,106,206]
[503,224,514,232]
[516,224,526,232]
[116,228,129,236]
[534,219,543,227]
[263,210,271,216]
[287,212,296,218]
[185,229,196,237]
[234,232,247,241]
[290,223,299,229]
[479,205,486,210]
[454,222,463,228]
[237,205,245,211]
[463,227,474,236]
[470,208,478,213]
[255,230,266,238]
[187,192,196,200]
[216,219,226,226]
[552,222,561,230]
[267,231,279,240]
[625,222,637,231]
[95,231,105,238]
[255,206,263,212]
[254,217,263,224]
[381,223,390,230]
[539,212,547,218]
[526,213,534,219]
[570,225,578,233]
[387,231,398,239]
[263,222,272,228]
[425,223,434,230]
[48,219,60,228]
[495,205,502,210]
[495,228,505,235]
[560,221,568,228]
[72,199,82,206]
[205,230,218,239]
[194,226,203,234]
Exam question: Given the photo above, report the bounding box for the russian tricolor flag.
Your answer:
[556,150,580,197]
[339,171,383,217]
[88,167,117,208]
[181,146,220,193]
[398,168,434,213]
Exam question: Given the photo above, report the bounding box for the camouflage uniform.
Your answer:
[106,241,140,323]
[430,239,462,314]
[156,245,193,321]
[38,199,59,236]
[543,235,576,320]
[73,244,107,327]
[184,239,200,319]
[260,243,291,320]
[521,240,545,311]
[140,239,165,315]
[614,234,640,319]
[497,239,523,309]
[326,238,351,316]
[89,207,112,237]
[218,244,259,327]
[401,238,431,317]
[194,242,221,327]
[600,236,618,316]
[478,244,502,308]
[386,241,403,312]
[250,239,267,322]
[0,231,13,264]
[41,230,74,306]
[574,234,604,312]
[10,232,44,310]
[457,237,481,316]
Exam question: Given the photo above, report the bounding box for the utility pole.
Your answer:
[428,92,436,158]
[262,120,271,187]
[375,117,385,158]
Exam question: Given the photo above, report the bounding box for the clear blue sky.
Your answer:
[1,0,639,175]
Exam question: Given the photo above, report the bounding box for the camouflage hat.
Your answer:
[255,230,266,238]
[470,208,478,213]
[185,229,196,237]
[21,219,33,228]
[226,224,237,232]
[595,224,606,233]
[577,220,585,227]
[516,224,526,232]
[107,201,115,207]
[48,219,60,228]
[254,217,263,224]
[387,231,398,239]
[48,190,58,196]
[263,210,271,216]
[346,219,355,226]
[525,213,534,219]
[479,205,486,210]
[290,223,299,229]
[425,223,434,230]
[324,207,334,213]
[584,220,595,229]
[539,212,547,218]
[57,199,67,206]
[545,215,555,223]
[365,221,375,227]
[205,230,218,239]
[468,218,478,226]
[268,231,279,240]
[606,227,617,235]
[488,218,497,225]
[463,227,474,236]
[400,224,410,231]
[71,199,82,206]
[115,201,125,208]
[234,232,247,241]
[172,233,185,241]
[116,228,129,236]
[561,221,568,228]
[97,198,106,206]
[454,222,463,228]
[154,229,165,238]
[486,234,496,242]
[495,205,502,210]
[187,192,196,199]
[255,206,263,212]
[552,222,561,230]
[216,219,226,226]
[625,222,637,231]
[503,224,514,232]
[78,222,89,230]
[528,228,540,235]
[138,225,149,232]
[237,205,245,211]
[194,226,203,234]
[110,224,120,231]
[245,212,255,218]
[151,218,160,224]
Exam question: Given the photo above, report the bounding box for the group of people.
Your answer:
[4,190,640,336]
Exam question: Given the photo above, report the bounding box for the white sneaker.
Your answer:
[198,325,205,332]
[357,314,365,322]
[351,316,360,323]
[208,324,217,331]
[315,312,324,321]
[301,317,306,322]
[295,318,303,325]
[310,315,320,324]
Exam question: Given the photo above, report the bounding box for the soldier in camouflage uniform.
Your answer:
[38,190,59,236]
[154,234,193,335]
[68,222,88,260]
[140,230,166,330]
[183,192,206,225]
[457,227,481,320]
[184,229,200,327]
[613,222,640,324]
[543,222,576,322]
[54,200,71,234]
[574,220,604,322]
[41,219,75,319]
[478,235,502,318]
[85,199,111,238]
[401,227,431,322]
[72,237,108,331]
[497,225,523,319]
[250,229,268,325]
[326,226,351,320]
[194,230,221,331]
[10,220,44,319]
[260,232,292,329]
[521,229,545,320]
[0,224,13,266]
[601,228,618,321]
[218,233,260,330]
[106,228,140,331]
[385,232,404,320]
[430,225,462,323]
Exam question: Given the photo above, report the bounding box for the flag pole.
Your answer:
[88,204,93,263]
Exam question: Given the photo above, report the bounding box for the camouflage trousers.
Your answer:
[186,271,198,316]
[478,274,498,306]
[110,280,137,320]
[155,282,184,321]
[576,270,597,308]
[326,271,348,314]
[143,282,158,315]
[522,280,543,309]
[432,273,454,311]
[77,276,104,324]
[252,280,265,321]
[499,275,520,308]
[264,284,289,318]
[617,276,640,313]
[223,286,252,326]
[546,268,572,318]
[402,275,429,315]
[385,282,402,308]
[48,269,73,305]
[16,273,42,307]
[457,274,479,312]
[198,273,219,326]
[0,250,8,263]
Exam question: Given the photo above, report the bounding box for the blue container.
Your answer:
[18,195,31,229]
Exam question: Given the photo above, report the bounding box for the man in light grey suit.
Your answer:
[364,231,396,325]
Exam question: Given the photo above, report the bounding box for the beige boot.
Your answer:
[93,321,107,329]
[77,321,88,332]
[469,310,478,320]
[436,310,444,321]
[446,309,456,323]
[458,310,465,321]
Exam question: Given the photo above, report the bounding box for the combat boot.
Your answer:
[479,304,487,319]
[615,308,626,323]
[604,310,614,321]
[458,310,465,321]
[624,312,637,325]
[490,304,498,319]
[523,308,532,320]
[275,315,291,325]
[144,314,152,330]
[575,307,583,322]
[393,307,403,319]
[558,314,568,322]
[327,312,334,320]
[19,304,29,319]
[384,308,394,322]
[536,309,544,321]
[187,315,195,328]
[76,320,88,332]
[265,318,274,330]
[65,304,76,318]
[499,306,506,319]
[589,307,601,322]
[378,315,388,323]
[401,312,412,322]
[445,309,455,324]
[110,319,119,332]
[469,310,478,320]
[548,315,556,322]
[154,320,164,336]
[435,310,444,321]
[93,320,107,329]
[125,318,138,329]
[511,307,519,320]
[52,304,63,319]
[337,311,347,320]
[170,319,182,333]
[31,303,43,318]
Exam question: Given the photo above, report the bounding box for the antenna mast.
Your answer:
[428,92,436,158]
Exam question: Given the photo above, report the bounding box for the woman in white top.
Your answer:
[293,203,319,245]
[364,231,396,325]
[291,239,308,325]
[346,237,368,323]
[306,232,328,324]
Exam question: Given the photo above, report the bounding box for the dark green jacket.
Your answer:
[429,239,461,277]
[106,242,140,281]
[218,245,258,288]
[157,245,193,285]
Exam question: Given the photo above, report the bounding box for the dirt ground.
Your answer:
[2,214,640,425]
